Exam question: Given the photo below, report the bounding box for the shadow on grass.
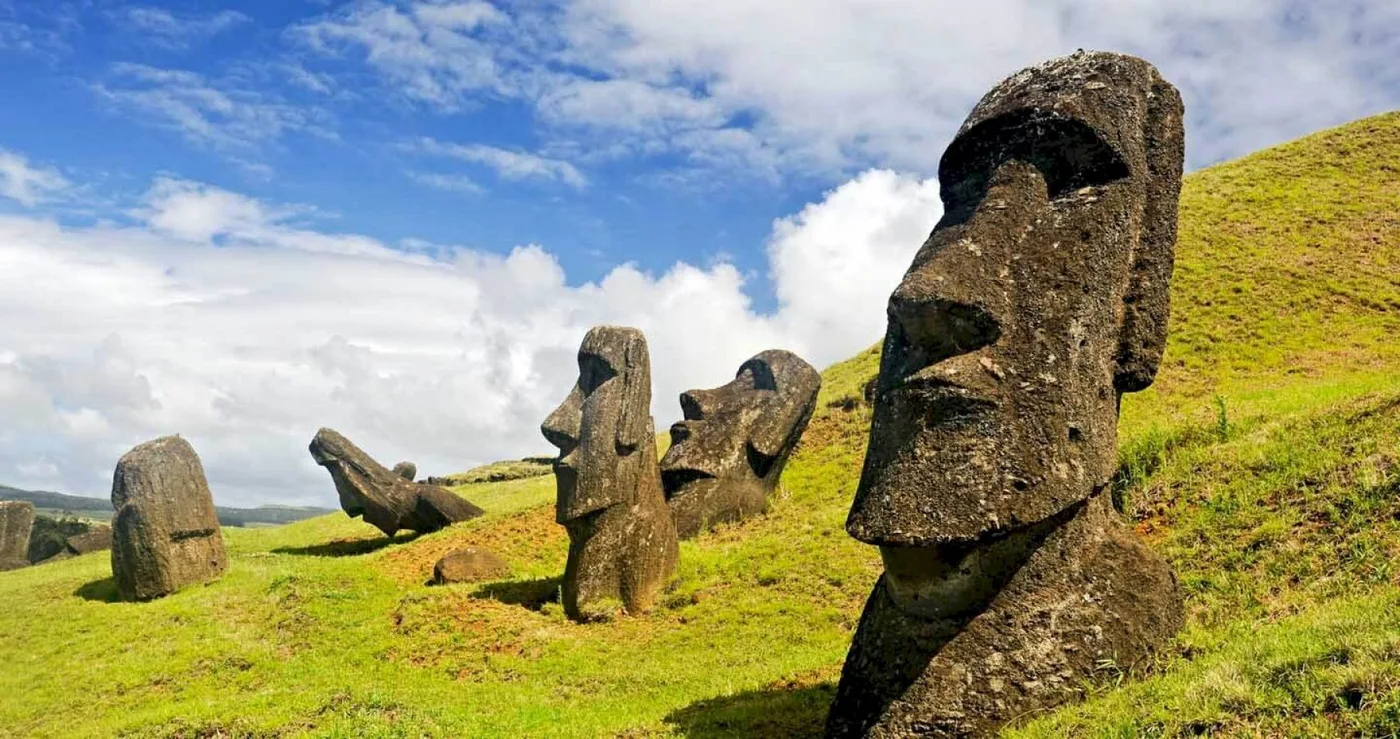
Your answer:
[273,532,419,557]
[469,576,562,611]
[663,681,836,738]
[74,577,121,603]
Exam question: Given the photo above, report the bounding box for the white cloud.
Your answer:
[294,0,1400,175]
[123,7,250,47]
[412,138,587,188]
[0,148,69,207]
[293,0,511,109]
[409,171,485,195]
[0,165,939,506]
[93,63,335,156]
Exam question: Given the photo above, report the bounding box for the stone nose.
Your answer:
[679,389,716,420]
[888,285,1001,369]
[541,386,582,453]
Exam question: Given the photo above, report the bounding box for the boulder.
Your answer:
[110,436,228,601]
[392,461,417,481]
[66,525,113,555]
[432,547,511,584]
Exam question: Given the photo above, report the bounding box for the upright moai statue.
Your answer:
[110,436,228,601]
[0,500,35,572]
[661,349,822,538]
[541,326,679,621]
[826,50,1187,738]
[310,429,483,537]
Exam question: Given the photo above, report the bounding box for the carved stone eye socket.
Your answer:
[578,353,618,395]
[939,114,1130,222]
[736,360,778,392]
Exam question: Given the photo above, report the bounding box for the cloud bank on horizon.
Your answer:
[0,0,1396,506]
[0,164,938,505]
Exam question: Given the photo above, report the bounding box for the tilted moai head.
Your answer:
[541,326,678,620]
[309,428,483,537]
[661,350,822,538]
[542,326,656,523]
[849,49,1184,555]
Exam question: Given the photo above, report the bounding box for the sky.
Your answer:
[1,0,1397,508]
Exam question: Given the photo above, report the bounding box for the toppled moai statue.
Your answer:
[309,429,484,537]
[392,461,417,481]
[826,51,1187,738]
[66,525,114,556]
[111,436,228,601]
[0,501,35,572]
[661,350,822,539]
[432,547,510,585]
[541,326,679,621]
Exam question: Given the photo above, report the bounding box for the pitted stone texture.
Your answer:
[542,326,678,621]
[829,50,1185,737]
[661,349,821,539]
[432,547,510,584]
[392,461,417,481]
[0,501,35,572]
[828,494,1183,738]
[110,436,227,601]
[310,429,483,537]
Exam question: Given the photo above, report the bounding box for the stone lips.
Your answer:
[827,50,1186,737]
[110,436,228,602]
[309,428,484,537]
[0,500,35,572]
[661,349,822,539]
[542,325,679,621]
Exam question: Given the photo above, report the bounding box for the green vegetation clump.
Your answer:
[0,113,1397,738]
[435,457,556,486]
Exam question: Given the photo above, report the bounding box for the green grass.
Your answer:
[1,112,1398,738]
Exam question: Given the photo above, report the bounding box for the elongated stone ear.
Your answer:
[614,332,651,452]
[1115,73,1185,393]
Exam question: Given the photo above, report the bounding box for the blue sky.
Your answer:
[1,0,1397,506]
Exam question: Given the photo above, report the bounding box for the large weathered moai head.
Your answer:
[542,326,654,523]
[660,350,822,538]
[847,51,1184,553]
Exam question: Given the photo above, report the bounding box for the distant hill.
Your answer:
[0,484,334,528]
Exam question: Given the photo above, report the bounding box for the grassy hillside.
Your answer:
[0,112,1397,738]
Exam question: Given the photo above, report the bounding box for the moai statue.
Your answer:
[541,326,679,621]
[111,436,228,601]
[826,51,1187,738]
[392,461,417,481]
[0,500,35,572]
[310,428,483,537]
[660,350,822,539]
